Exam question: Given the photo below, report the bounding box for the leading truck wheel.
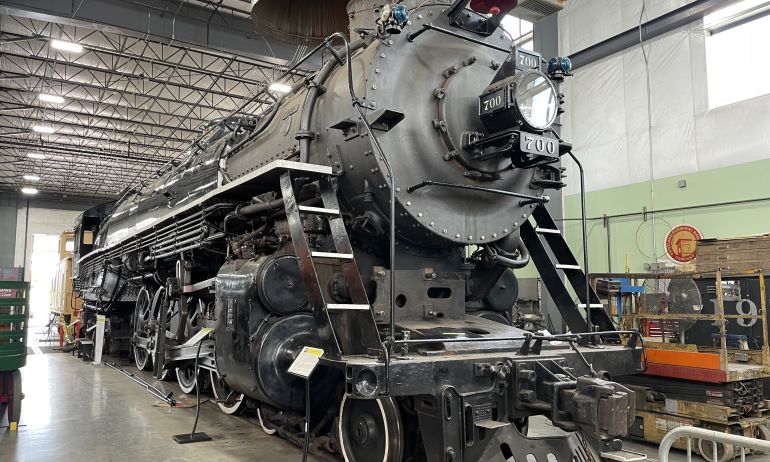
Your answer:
[339,396,404,462]
[698,438,735,462]
[209,370,247,415]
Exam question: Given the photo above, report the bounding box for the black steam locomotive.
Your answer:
[73,1,644,461]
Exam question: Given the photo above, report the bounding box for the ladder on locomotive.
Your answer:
[279,172,381,359]
[519,204,616,335]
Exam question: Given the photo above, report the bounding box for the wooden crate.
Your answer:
[631,410,769,450]
[697,234,770,273]
[632,410,695,449]
[628,384,768,425]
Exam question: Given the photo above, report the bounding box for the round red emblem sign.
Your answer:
[665,225,702,263]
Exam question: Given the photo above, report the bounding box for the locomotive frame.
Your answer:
[73,2,647,461]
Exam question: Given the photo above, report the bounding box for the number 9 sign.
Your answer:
[736,299,758,328]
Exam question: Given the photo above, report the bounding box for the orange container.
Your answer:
[646,349,722,370]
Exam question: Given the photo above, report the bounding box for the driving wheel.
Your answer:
[175,299,205,393]
[132,287,153,371]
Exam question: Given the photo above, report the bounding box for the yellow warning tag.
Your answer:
[304,347,324,357]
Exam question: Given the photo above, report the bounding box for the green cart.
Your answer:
[0,280,29,431]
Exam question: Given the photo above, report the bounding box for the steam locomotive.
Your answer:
[73,1,645,461]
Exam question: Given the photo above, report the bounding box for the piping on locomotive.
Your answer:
[73,1,646,461]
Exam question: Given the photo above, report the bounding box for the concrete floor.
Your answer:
[0,344,715,462]
[0,348,324,462]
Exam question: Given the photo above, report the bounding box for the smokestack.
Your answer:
[250,0,350,46]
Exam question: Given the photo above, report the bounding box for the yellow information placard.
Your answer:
[287,346,325,378]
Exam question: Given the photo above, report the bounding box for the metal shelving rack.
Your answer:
[0,280,30,431]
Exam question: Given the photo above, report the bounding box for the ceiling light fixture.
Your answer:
[27,152,46,160]
[39,94,65,104]
[32,125,55,134]
[50,39,83,53]
[268,83,292,94]
[21,187,38,195]
[23,174,40,181]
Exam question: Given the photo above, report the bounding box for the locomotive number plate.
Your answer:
[516,49,541,70]
[479,89,506,116]
[520,132,558,158]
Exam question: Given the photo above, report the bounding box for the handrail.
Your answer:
[659,426,770,462]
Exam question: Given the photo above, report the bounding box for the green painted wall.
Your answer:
[562,158,770,273]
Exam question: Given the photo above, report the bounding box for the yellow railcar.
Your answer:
[50,232,82,342]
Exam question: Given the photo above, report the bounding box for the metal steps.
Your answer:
[279,171,382,358]
[519,204,616,334]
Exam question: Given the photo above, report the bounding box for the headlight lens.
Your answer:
[514,71,558,131]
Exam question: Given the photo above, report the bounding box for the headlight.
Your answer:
[514,70,558,131]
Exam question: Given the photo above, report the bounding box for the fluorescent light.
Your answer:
[27,153,46,160]
[21,187,38,195]
[32,125,55,134]
[50,39,83,53]
[268,83,292,94]
[705,0,769,28]
[39,93,65,104]
[23,174,40,181]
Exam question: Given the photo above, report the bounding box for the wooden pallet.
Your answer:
[629,383,769,425]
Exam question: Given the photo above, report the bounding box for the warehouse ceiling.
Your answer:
[0,4,309,200]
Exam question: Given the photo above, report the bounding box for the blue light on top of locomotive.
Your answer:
[547,56,572,74]
[392,4,409,25]
[547,57,556,73]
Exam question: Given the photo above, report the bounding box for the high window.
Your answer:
[502,15,534,51]
[705,0,770,108]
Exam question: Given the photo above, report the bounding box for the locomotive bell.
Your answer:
[250,0,349,45]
